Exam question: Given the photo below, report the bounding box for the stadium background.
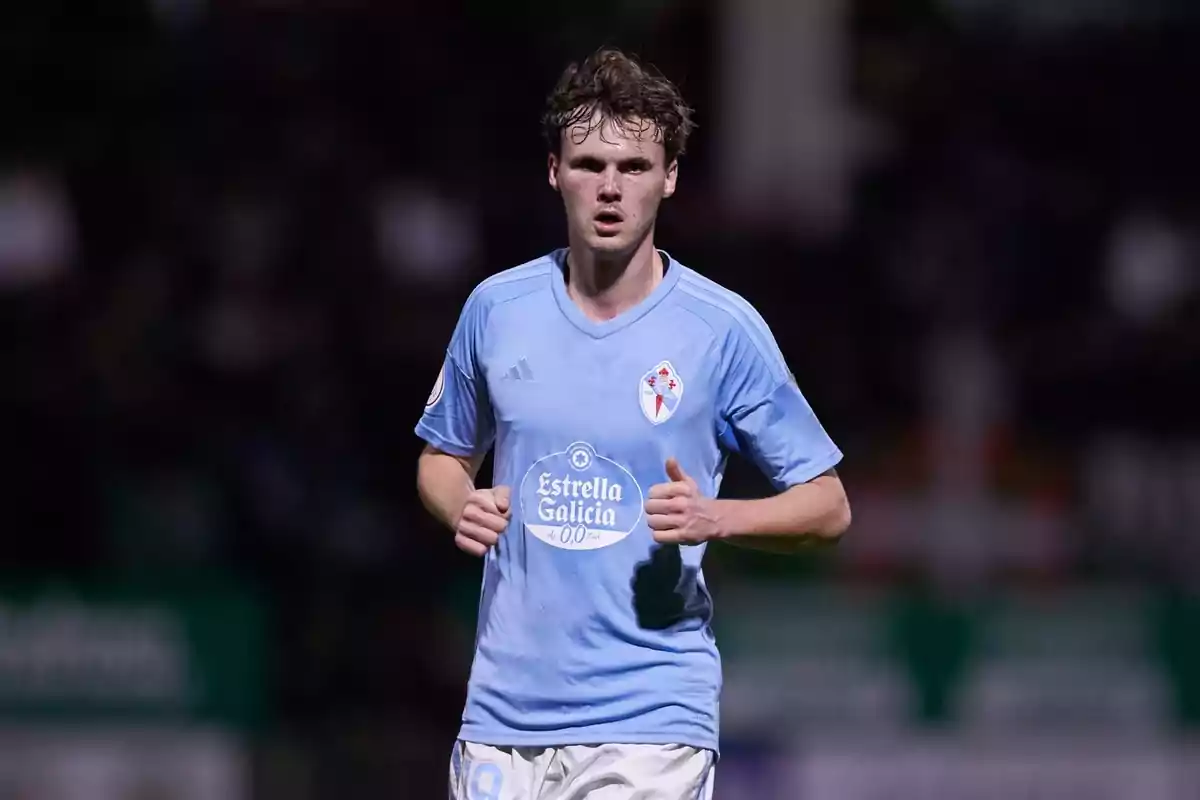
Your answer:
[2,0,1199,797]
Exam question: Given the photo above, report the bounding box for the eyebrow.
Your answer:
[568,155,655,169]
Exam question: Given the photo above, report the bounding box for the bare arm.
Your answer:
[715,470,850,554]
[416,443,485,531]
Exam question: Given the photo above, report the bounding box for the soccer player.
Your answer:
[416,47,851,800]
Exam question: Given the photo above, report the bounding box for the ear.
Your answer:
[547,153,561,192]
[663,159,679,199]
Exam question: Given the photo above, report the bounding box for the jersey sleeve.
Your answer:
[414,290,495,457]
[716,314,842,491]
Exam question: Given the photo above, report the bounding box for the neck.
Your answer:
[565,233,663,321]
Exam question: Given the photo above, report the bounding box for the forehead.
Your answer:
[561,111,666,161]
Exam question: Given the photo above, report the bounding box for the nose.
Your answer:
[598,167,621,202]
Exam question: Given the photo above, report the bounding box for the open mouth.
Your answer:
[594,211,623,236]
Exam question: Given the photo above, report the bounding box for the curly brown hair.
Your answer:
[542,47,696,165]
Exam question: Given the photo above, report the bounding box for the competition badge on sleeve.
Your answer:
[426,362,445,408]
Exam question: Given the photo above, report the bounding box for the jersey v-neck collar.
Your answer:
[550,248,682,340]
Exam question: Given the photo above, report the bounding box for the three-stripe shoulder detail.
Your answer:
[677,270,789,379]
[468,257,554,308]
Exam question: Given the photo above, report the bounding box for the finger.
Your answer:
[493,485,512,515]
[646,513,686,531]
[665,457,688,483]
[454,532,489,557]
[468,491,500,516]
[458,522,500,547]
[644,498,671,516]
[475,512,510,535]
[648,481,690,500]
[461,503,496,526]
[652,529,686,545]
[644,497,687,516]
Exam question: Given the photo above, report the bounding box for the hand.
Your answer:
[455,486,512,557]
[644,458,722,545]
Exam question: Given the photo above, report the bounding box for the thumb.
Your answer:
[665,457,688,484]
[493,485,512,515]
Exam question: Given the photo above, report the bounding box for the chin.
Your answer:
[587,238,628,253]
[582,232,636,255]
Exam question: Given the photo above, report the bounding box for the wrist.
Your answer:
[447,490,474,532]
[710,498,742,540]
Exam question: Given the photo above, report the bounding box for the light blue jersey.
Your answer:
[416,249,842,753]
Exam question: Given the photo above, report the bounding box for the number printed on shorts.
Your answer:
[469,762,503,800]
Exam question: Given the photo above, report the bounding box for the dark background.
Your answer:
[1,0,1198,797]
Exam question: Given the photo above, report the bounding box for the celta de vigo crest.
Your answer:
[639,360,683,424]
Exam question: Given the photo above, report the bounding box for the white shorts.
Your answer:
[449,740,716,800]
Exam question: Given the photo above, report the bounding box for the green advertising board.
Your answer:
[0,574,267,730]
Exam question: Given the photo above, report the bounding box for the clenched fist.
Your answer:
[455,486,512,557]
[645,458,722,545]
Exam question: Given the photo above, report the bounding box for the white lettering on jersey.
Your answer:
[520,441,643,550]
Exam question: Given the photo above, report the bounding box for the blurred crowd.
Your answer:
[2,0,1199,793]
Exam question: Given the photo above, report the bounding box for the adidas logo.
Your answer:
[503,357,535,381]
